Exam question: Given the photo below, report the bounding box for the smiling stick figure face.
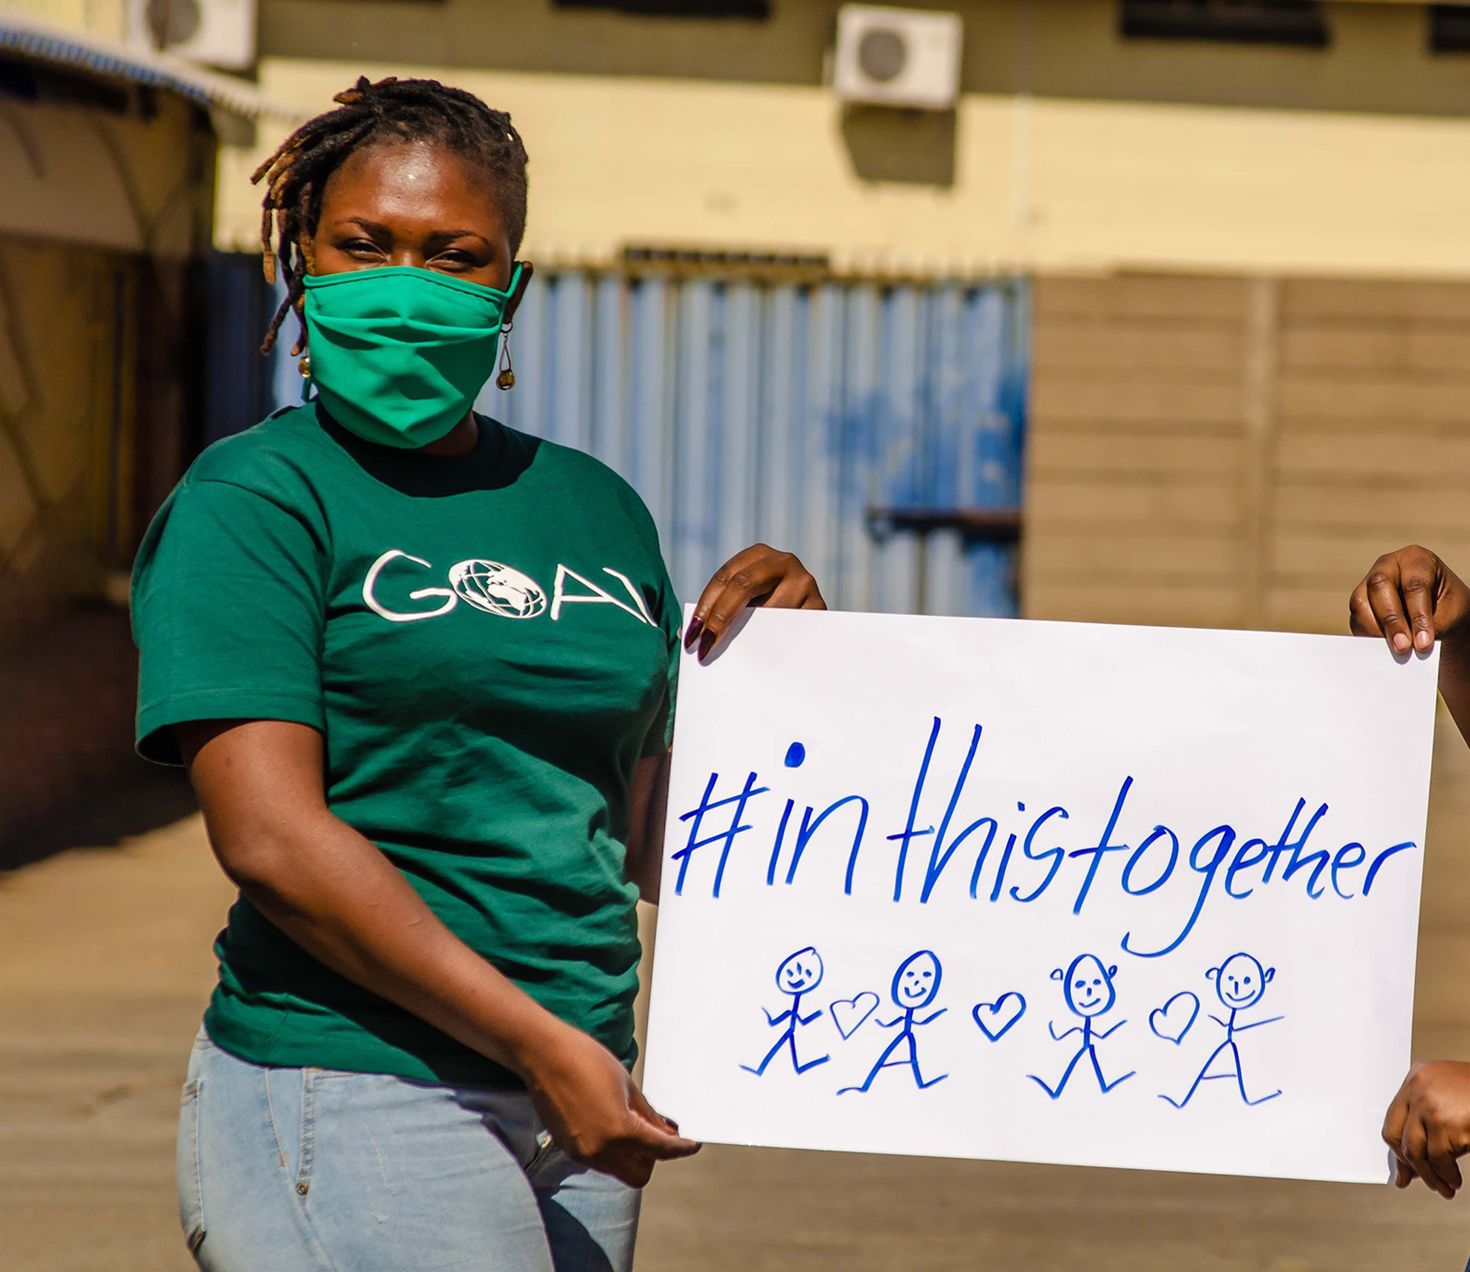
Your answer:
[891,949,942,1009]
[1054,954,1117,1019]
[775,947,824,996]
[1209,952,1273,1010]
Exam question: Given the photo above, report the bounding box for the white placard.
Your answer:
[642,609,1439,1183]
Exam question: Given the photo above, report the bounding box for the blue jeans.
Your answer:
[177,1027,639,1271]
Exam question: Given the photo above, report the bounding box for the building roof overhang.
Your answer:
[0,8,296,123]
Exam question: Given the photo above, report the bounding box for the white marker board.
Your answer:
[641,610,1439,1184]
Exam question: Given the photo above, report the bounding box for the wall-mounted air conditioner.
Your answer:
[833,5,962,112]
[127,0,256,71]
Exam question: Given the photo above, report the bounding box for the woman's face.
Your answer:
[310,139,515,289]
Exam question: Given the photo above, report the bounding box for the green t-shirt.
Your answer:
[131,402,679,1086]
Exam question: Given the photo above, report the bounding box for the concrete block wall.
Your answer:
[1025,271,1470,633]
[1270,280,1470,629]
[1024,274,1257,629]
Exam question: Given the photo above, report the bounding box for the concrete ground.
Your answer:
[4,762,1470,1271]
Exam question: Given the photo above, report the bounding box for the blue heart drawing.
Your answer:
[830,992,879,1040]
[1149,991,1200,1045]
[971,992,1026,1042]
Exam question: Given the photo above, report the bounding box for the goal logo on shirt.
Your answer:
[448,560,547,619]
[362,549,656,628]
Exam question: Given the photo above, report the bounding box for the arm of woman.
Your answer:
[625,750,671,905]
[178,717,697,1187]
[1383,1062,1470,1200]
[1350,547,1470,1199]
[1349,544,1470,742]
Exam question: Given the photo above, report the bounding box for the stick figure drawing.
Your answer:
[741,946,830,1076]
[1028,954,1135,1099]
[1161,953,1283,1109]
[838,950,948,1094]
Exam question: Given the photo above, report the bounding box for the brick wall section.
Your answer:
[0,607,145,867]
[1023,272,1470,1039]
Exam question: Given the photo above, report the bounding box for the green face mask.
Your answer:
[302,263,523,449]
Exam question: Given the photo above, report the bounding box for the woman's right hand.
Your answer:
[1383,1060,1470,1199]
[1349,545,1470,654]
[519,1022,699,1188]
[179,719,699,1192]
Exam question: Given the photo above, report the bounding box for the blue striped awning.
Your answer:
[0,9,296,122]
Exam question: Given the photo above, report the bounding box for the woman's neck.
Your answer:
[420,410,479,458]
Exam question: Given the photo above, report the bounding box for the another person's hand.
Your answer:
[1349,545,1470,655]
[685,543,825,661]
[520,1021,699,1188]
[1382,1060,1470,1199]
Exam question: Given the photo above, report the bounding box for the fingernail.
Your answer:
[683,617,703,652]
[1416,630,1432,651]
[1393,633,1411,653]
[698,630,716,662]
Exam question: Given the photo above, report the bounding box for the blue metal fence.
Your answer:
[248,264,1029,617]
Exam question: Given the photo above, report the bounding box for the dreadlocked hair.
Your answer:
[250,74,530,356]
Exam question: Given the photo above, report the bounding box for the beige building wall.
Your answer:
[0,237,134,632]
[0,84,214,631]
[0,88,215,258]
[1,0,129,41]
[216,0,1470,277]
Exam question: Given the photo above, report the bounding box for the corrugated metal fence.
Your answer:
[239,263,1028,617]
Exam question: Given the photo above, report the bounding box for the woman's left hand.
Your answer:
[684,544,824,661]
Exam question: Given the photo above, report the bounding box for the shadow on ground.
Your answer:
[1,762,198,872]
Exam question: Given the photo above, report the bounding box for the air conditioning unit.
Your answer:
[833,5,962,111]
[127,0,256,70]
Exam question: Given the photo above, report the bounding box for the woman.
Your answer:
[1350,545,1470,1204]
[132,76,824,1271]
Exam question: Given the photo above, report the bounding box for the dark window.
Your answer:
[622,245,829,280]
[552,0,771,15]
[1119,1,1329,47]
[1429,5,1470,53]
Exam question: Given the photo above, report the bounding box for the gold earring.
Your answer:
[495,324,515,390]
[298,353,312,379]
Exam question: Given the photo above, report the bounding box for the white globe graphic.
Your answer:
[448,559,547,619]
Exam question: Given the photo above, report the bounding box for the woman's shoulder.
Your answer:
[510,428,655,525]
[131,409,333,607]
[133,407,333,577]
[186,403,332,500]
